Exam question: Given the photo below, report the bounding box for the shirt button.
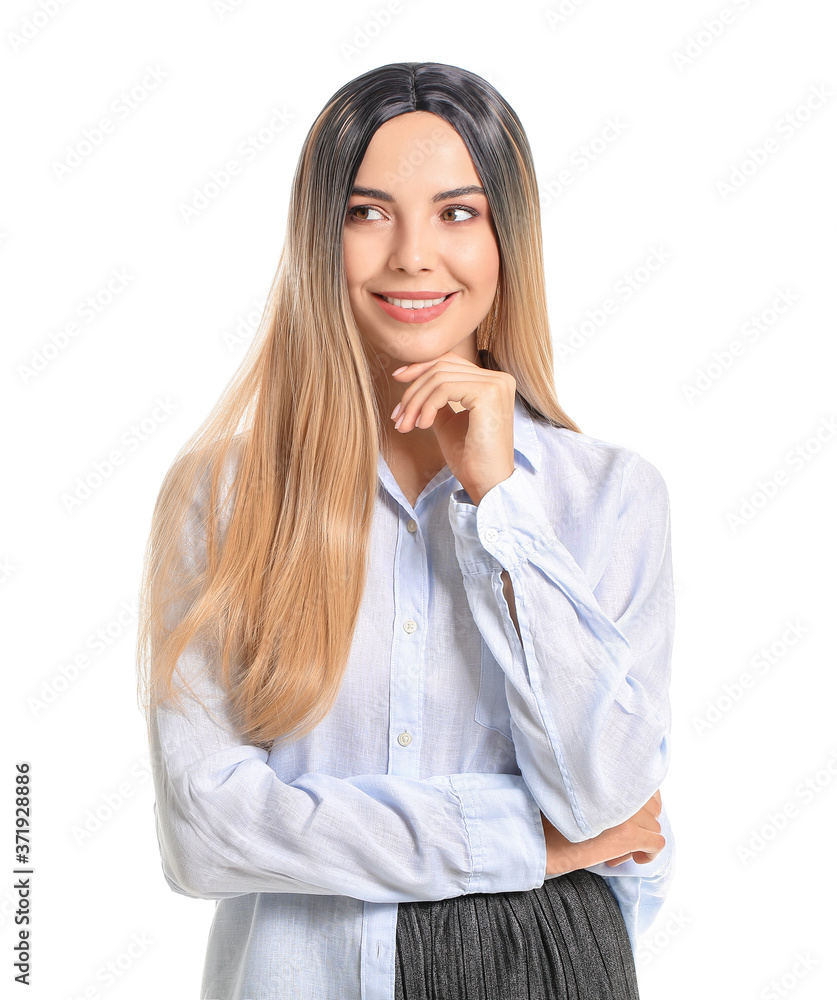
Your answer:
[406,519,418,533]
[397,731,412,746]
[403,619,417,634]
[484,528,500,542]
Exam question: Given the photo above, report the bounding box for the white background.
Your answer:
[3,0,836,997]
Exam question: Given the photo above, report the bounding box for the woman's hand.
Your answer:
[390,352,516,505]
[541,790,665,877]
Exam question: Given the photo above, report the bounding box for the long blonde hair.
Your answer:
[136,61,581,750]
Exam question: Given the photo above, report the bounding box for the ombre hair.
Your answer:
[136,61,581,750]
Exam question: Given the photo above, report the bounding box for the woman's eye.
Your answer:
[441,206,477,222]
[347,205,385,222]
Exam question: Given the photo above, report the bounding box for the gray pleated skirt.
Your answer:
[394,869,640,1000]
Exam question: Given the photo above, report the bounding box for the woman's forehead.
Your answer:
[355,114,479,187]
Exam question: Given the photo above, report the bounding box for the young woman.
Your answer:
[137,61,675,1000]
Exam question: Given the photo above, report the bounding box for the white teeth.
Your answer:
[381,294,448,309]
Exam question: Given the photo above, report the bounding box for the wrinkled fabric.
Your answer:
[395,869,640,1000]
[148,394,675,1000]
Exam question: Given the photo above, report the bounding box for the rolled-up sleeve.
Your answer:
[447,453,675,843]
[150,653,548,902]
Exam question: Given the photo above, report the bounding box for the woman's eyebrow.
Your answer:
[349,184,486,203]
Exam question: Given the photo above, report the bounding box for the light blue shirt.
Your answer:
[148,394,675,1000]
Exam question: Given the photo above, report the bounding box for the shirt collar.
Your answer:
[511,393,542,474]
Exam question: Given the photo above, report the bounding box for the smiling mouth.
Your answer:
[374,293,455,309]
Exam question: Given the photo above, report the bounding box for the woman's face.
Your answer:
[343,111,500,372]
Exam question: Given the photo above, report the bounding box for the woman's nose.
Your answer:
[388,217,438,273]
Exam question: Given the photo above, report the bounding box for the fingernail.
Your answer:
[392,366,408,375]
[391,402,402,420]
[394,413,404,430]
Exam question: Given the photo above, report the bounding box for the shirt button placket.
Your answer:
[362,505,425,1000]
[390,512,425,781]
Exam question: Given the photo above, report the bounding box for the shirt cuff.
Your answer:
[447,772,546,894]
[449,467,555,576]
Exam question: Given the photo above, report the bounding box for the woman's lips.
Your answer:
[372,291,459,324]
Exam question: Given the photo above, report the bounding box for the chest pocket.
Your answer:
[475,639,514,743]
